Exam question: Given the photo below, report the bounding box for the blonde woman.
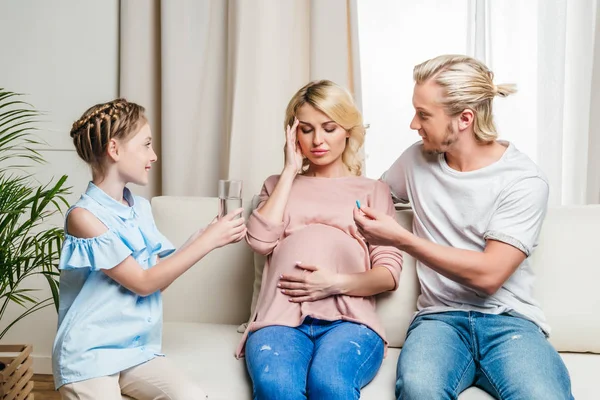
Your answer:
[236,80,403,399]
[355,55,573,399]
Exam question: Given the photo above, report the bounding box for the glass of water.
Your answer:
[218,179,243,218]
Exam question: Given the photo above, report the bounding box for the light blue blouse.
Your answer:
[52,182,175,389]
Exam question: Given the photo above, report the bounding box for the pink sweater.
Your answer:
[236,174,403,357]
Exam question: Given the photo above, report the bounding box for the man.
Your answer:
[354,54,573,399]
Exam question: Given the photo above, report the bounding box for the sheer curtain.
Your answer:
[120,0,359,199]
[488,0,599,205]
[357,0,600,205]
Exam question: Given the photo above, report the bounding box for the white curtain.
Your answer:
[357,0,599,205]
[589,2,600,204]
[120,0,358,199]
[468,0,599,205]
[534,0,598,205]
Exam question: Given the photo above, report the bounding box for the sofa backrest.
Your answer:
[376,210,419,347]
[152,196,255,325]
[531,205,600,353]
[152,196,600,354]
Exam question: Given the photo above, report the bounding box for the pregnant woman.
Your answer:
[236,80,404,400]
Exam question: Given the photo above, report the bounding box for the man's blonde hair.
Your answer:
[414,55,516,142]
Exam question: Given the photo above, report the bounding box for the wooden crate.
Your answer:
[0,345,34,400]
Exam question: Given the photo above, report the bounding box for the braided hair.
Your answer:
[70,99,146,175]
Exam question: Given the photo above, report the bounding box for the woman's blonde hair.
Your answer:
[284,80,365,176]
[413,54,516,142]
[70,98,147,176]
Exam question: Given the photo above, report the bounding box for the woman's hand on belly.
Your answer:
[278,262,341,303]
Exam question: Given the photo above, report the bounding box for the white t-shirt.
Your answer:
[382,140,550,333]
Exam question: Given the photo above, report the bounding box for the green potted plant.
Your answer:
[0,88,69,397]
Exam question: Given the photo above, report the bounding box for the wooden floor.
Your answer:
[32,374,60,400]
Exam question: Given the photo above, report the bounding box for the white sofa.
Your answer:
[148,196,600,400]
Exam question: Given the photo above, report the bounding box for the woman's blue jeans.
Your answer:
[245,317,384,400]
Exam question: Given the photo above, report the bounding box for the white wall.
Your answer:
[0,0,119,373]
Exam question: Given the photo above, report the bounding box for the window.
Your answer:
[357,0,538,178]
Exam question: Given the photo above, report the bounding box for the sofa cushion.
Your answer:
[162,322,251,399]
[236,195,266,333]
[376,209,420,348]
[560,352,600,399]
[152,196,255,325]
[531,206,600,353]
[249,195,266,319]
[160,322,597,399]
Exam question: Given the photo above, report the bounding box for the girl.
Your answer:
[52,99,246,399]
[238,80,403,399]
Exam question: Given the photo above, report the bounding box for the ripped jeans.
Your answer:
[245,317,384,400]
[395,311,573,400]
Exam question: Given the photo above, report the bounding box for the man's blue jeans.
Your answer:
[396,311,573,400]
[245,317,384,400]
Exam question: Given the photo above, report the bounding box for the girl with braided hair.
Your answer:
[52,99,245,399]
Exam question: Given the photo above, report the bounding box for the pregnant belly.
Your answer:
[269,224,367,276]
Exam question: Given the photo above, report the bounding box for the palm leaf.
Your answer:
[0,89,70,338]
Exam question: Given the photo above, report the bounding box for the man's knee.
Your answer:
[503,378,573,400]
[395,370,453,400]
